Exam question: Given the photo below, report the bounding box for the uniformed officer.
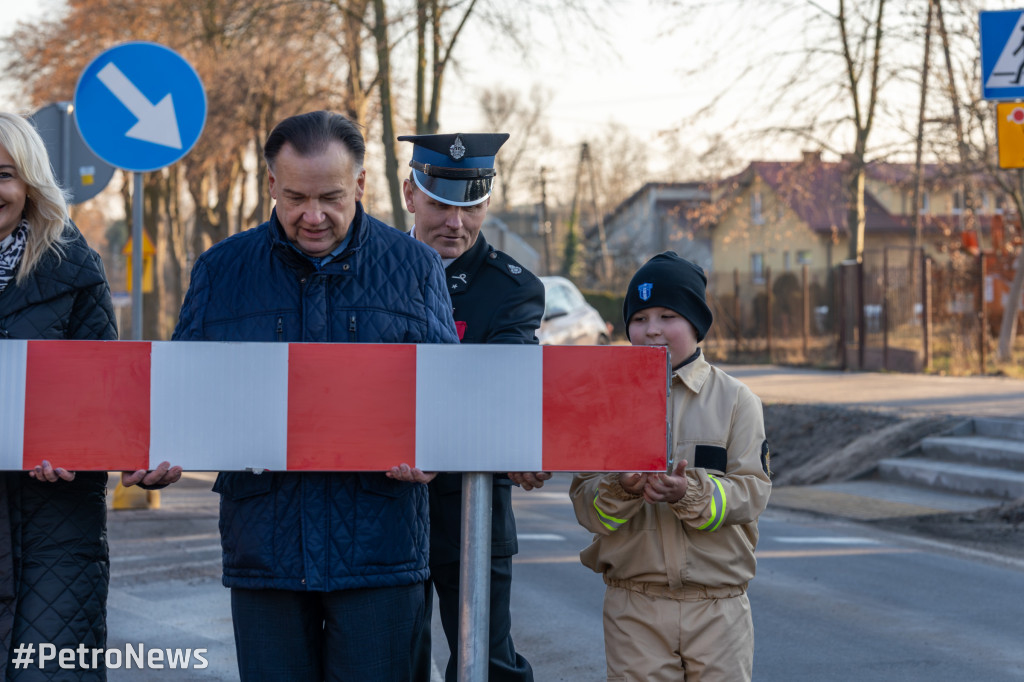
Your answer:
[396,132,548,682]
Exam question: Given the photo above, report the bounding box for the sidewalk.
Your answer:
[722,364,1024,418]
[722,365,1024,520]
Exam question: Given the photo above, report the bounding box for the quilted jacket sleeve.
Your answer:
[68,249,117,341]
[422,257,459,344]
[172,259,212,341]
[570,472,647,536]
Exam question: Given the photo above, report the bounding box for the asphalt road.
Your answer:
[106,471,1024,681]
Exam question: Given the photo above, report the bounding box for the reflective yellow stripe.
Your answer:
[697,475,727,532]
[593,495,628,532]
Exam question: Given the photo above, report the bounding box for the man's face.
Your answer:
[627,306,698,366]
[403,179,488,259]
[269,141,365,258]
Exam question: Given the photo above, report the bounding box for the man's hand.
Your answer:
[386,463,436,484]
[507,472,552,490]
[618,472,649,496]
[122,461,183,488]
[29,460,75,483]
[642,459,688,504]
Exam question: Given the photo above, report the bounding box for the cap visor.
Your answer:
[413,171,491,206]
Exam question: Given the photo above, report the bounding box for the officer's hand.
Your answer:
[619,472,649,496]
[387,463,436,484]
[508,472,552,490]
[29,460,75,483]
[643,460,688,504]
[122,461,183,488]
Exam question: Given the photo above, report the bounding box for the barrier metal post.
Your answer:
[458,472,492,682]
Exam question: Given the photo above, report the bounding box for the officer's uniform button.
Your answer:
[342,264,350,271]
[489,253,497,259]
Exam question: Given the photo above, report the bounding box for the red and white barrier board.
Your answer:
[0,341,669,472]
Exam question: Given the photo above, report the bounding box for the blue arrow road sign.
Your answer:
[981,10,1024,100]
[73,42,206,172]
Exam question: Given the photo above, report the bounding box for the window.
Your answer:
[751,192,764,225]
[783,250,791,271]
[544,284,572,317]
[751,252,765,284]
[797,250,812,265]
[952,187,964,215]
[918,191,930,215]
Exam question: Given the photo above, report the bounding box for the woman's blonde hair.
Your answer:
[0,112,71,282]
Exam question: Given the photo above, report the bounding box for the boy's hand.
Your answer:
[643,459,688,504]
[619,472,649,496]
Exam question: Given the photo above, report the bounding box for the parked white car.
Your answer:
[538,276,613,345]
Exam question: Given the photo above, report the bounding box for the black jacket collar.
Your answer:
[445,233,489,294]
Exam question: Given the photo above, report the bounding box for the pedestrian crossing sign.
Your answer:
[981,10,1024,100]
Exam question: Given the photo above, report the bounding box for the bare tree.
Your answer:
[666,0,902,262]
[478,84,552,210]
[4,0,343,337]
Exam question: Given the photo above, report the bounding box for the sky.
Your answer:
[2,0,1023,201]
[0,1,711,176]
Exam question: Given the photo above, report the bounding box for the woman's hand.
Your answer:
[29,460,75,483]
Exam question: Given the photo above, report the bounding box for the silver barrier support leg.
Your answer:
[457,472,492,682]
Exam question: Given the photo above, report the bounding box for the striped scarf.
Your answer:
[0,220,28,293]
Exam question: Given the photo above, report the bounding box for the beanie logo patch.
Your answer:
[638,282,653,301]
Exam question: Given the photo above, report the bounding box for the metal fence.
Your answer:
[702,250,1023,375]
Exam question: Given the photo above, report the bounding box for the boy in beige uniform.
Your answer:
[571,252,771,682]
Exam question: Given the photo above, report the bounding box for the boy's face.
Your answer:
[628,306,698,365]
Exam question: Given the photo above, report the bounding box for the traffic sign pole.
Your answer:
[132,172,144,340]
[73,42,206,339]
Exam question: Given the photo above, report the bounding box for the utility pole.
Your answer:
[562,144,586,279]
[582,143,613,285]
[539,166,553,275]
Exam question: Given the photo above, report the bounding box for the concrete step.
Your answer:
[919,435,1024,472]
[973,417,1024,441]
[876,457,1024,500]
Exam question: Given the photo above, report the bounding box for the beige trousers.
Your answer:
[602,583,753,682]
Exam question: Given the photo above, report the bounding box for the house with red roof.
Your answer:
[708,151,1008,279]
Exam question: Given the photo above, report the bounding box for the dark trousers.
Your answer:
[231,584,425,682]
[413,557,533,682]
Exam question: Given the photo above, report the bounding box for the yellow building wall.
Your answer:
[711,178,834,275]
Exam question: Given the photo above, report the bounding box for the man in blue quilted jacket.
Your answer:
[171,111,459,681]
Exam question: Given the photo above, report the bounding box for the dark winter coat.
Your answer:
[0,225,116,681]
[427,233,545,566]
[173,204,459,591]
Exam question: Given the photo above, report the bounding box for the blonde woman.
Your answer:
[0,111,115,680]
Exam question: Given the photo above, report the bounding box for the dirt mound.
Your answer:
[764,404,957,485]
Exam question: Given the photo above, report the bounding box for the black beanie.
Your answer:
[623,252,713,341]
